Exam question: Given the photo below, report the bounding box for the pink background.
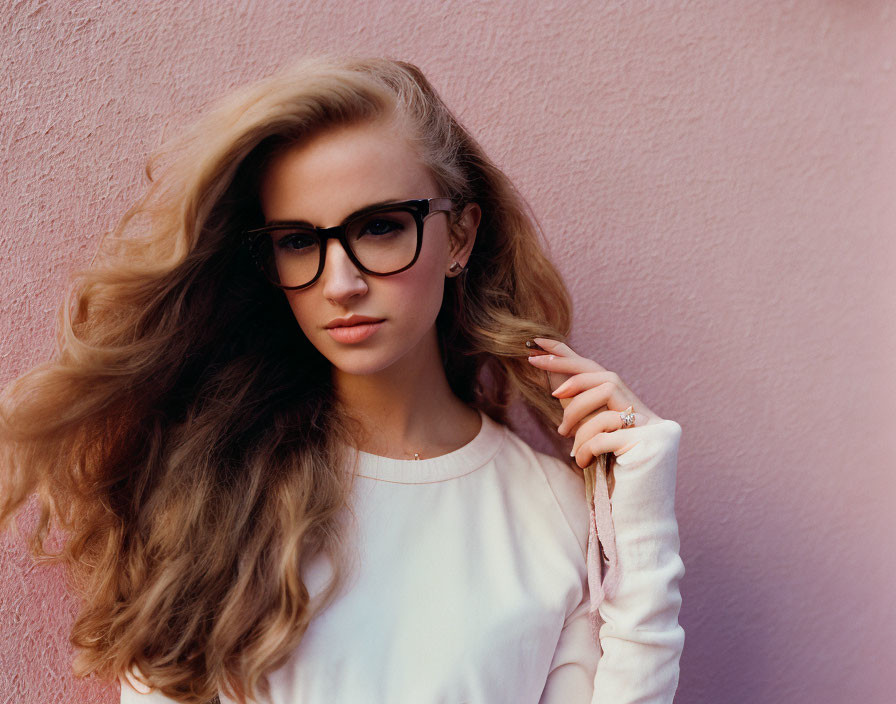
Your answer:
[2,2,894,702]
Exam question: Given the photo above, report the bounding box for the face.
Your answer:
[257,117,480,379]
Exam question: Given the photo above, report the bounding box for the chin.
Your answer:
[325,354,400,377]
[312,336,393,372]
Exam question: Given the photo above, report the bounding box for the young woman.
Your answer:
[0,54,685,703]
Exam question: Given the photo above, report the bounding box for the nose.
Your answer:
[318,237,368,301]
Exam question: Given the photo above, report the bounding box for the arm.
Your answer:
[540,418,685,703]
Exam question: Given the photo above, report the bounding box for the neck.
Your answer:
[331,330,480,460]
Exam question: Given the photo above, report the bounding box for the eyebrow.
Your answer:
[265,198,409,228]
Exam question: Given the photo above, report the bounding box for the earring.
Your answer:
[448,261,462,275]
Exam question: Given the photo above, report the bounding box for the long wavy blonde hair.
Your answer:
[0,53,578,703]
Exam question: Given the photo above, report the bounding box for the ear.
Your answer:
[447,202,481,274]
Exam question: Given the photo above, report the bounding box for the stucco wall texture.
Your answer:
[1,2,894,703]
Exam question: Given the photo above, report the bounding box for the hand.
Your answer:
[527,337,664,467]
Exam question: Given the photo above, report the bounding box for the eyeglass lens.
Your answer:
[257,207,419,288]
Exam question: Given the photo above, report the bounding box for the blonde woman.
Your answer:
[0,55,685,703]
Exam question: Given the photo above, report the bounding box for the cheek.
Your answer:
[391,250,448,321]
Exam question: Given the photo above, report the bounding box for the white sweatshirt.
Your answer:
[121,408,685,703]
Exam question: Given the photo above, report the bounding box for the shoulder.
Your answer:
[493,418,684,558]
[498,427,590,562]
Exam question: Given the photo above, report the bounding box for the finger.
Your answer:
[533,337,608,372]
[551,371,620,398]
[556,383,615,435]
[564,384,634,436]
[569,409,648,455]
[527,353,601,376]
[571,420,649,467]
[532,337,580,358]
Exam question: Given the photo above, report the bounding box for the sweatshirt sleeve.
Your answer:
[539,418,685,703]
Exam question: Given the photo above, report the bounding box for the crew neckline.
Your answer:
[351,408,506,484]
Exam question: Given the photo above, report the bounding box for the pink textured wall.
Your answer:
[2,2,894,702]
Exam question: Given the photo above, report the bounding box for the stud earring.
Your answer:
[448,261,462,274]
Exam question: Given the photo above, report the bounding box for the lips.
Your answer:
[325,315,385,329]
[334,320,383,327]
[326,320,384,343]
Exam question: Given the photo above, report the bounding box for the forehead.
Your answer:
[257,118,438,227]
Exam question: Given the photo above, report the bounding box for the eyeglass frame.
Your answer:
[242,197,456,291]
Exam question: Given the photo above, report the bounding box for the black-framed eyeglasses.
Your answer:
[243,197,455,290]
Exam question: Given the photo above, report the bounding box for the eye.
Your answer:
[347,209,415,241]
[273,230,317,251]
[360,217,403,237]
